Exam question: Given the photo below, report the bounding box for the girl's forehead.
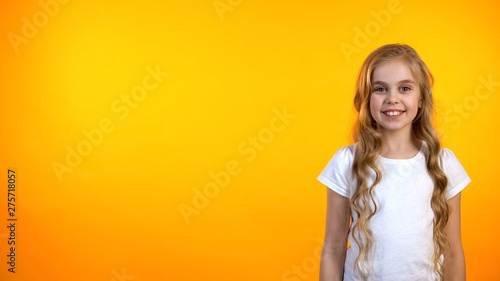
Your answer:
[372,60,416,83]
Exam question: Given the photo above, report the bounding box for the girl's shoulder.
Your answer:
[317,143,358,198]
[334,142,357,162]
[336,141,464,168]
[420,141,464,168]
[438,146,461,165]
[436,146,472,199]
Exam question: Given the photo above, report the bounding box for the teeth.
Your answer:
[385,111,402,116]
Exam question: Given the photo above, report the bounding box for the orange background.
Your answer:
[1,0,499,280]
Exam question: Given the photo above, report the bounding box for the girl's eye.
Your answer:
[374,87,385,92]
[401,86,411,91]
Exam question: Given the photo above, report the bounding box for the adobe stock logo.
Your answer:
[213,0,243,21]
[340,0,404,63]
[51,64,168,182]
[179,106,295,224]
[282,237,324,281]
[110,268,135,281]
[7,0,71,54]
[445,74,499,130]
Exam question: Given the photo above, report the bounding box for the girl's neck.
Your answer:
[379,132,422,159]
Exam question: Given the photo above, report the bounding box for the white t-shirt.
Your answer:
[317,140,471,281]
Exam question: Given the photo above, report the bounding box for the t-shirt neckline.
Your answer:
[377,140,426,163]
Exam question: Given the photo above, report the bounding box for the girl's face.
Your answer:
[369,59,422,135]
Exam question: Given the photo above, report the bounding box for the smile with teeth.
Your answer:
[383,110,405,116]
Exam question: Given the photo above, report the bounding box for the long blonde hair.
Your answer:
[350,44,450,280]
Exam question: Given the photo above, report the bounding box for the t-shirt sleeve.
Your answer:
[440,148,472,200]
[317,146,353,198]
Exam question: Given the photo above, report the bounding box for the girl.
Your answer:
[317,44,471,281]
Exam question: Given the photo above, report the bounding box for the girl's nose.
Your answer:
[386,89,400,104]
[387,97,399,104]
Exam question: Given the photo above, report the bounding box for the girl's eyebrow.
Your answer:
[372,79,416,85]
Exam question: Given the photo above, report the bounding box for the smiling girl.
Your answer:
[317,44,471,281]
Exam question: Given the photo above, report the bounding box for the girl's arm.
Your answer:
[442,192,466,281]
[319,188,351,281]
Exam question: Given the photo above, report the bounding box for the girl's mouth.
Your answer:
[383,110,405,118]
